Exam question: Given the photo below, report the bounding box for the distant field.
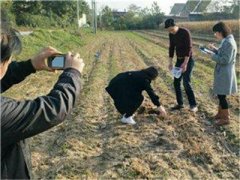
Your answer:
[3,29,240,179]
[160,19,240,37]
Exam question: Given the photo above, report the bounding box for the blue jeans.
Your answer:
[174,58,197,106]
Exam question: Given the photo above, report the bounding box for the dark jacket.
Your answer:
[169,27,193,58]
[1,60,81,179]
[105,70,161,108]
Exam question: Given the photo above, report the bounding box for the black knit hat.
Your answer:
[164,18,175,28]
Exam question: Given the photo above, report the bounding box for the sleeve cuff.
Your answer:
[64,68,81,78]
[23,59,36,74]
[211,54,218,62]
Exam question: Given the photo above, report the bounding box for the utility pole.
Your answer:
[99,11,102,30]
[92,0,94,33]
[77,0,80,28]
[92,0,97,34]
[94,1,97,33]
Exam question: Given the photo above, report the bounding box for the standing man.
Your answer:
[165,18,198,112]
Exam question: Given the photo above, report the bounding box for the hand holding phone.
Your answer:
[31,47,62,71]
[31,47,84,73]
[48,54,66,70]
[64,52,85,74]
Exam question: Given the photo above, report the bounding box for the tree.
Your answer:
[128,4,141,14]
[10,0,90,27]
[12,1,43,15]
[100,2,164,30]
[229,0,239,18]
[0,1,15,25]
[150,1,164,28]
[207,0,236,13]
[101,6,114,29]
[113,16,127,30]
[139,7,150,17]
[151,1,161,15]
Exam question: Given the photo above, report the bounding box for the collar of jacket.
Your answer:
[220,34,234,48]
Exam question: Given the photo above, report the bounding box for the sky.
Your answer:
[85,0,188,15]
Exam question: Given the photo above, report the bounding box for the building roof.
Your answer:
[180,0,200,17]
[193,0,211,13]
[169,0,232,18]
[205,0,230,13]
[169,3,185,16]
[112,11,127,17]
[180,0,212,17]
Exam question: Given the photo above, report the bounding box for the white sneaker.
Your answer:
[121,116,136,125]
[190,106,198,112]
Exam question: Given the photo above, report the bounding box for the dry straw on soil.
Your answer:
[177,20,239,36]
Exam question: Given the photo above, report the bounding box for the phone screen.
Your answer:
[51,56,64,68]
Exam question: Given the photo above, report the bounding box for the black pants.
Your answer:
[218,95,228,109]
[114,99,143,118]
[174,58,197,106]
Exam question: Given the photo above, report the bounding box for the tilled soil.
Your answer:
[11,31,239,179]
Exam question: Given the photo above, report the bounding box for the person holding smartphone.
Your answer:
[165,18,198,112]
[106,66,167,125]
[206,22,238,126]
[1,18,84,178]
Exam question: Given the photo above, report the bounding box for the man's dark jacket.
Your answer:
[105,70,161,108]
[1,60,81,179]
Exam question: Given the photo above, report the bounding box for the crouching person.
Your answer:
[1,22,85,178]
[105,66,167,125]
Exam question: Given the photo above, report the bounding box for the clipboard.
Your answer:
[199,47,215,55]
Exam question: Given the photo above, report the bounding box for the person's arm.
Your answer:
[1,46,62,93]
[183,29,192,58]
[1,68,81,148]
[169,34,175,58]
[144,80,161,107]
[1,60,36,93]
[168,34,175,71]
[211,41,235,65]
[181,30,192,72]
[143,80,167,117]
[208,43,218,54]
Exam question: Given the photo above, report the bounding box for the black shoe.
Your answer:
[170,105,184,111]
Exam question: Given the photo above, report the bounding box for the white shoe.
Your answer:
[190,106,198,112]
[121,116,136,125]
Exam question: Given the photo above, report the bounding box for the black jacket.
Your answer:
[1,60,81,179]
[105,70,161,107]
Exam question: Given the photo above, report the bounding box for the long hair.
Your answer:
[141,66,159,80]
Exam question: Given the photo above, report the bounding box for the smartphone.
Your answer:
[47,54,66,70]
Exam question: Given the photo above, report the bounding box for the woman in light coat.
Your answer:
[208,22,238,126]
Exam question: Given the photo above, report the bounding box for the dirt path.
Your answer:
[31,33,111,178]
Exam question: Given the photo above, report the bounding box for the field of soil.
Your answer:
[3,29,239,179]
